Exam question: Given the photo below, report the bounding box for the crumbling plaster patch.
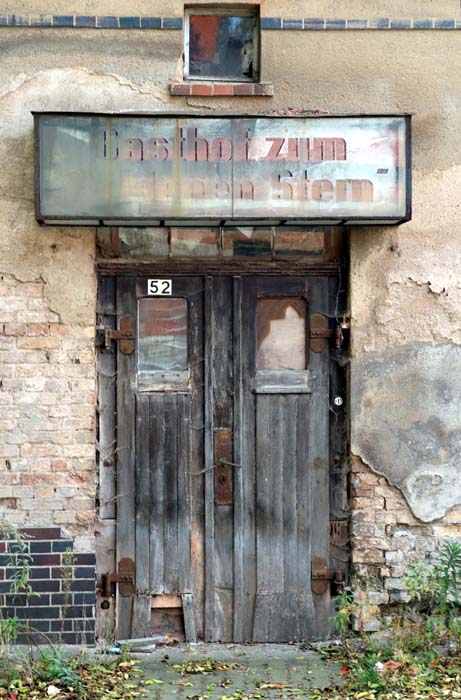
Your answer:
[0,66,168,325]
[351,342,461,522]
[350,168,461,355]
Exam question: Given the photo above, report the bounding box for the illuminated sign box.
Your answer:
[34,113,411,226]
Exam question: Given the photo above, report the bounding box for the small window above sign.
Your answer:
[185,6,260,81]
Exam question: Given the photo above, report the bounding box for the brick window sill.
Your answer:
[169,82,274,97]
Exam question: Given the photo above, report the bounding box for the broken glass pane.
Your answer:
[257,298,307,370]
[138,298,188,372]
[188,13,257,80]
[119,228,169,257]
[222,228,272,257]
[170,228,219,256]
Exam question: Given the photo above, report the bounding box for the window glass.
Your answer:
[119,228,169,257]
[223,228,272,257]
[274,229,325,259]
[138,298,188,372]
[170,228,219,256]
[257,298,307,370]
[187,11,258,80]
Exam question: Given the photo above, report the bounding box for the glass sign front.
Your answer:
[35,114,411,224]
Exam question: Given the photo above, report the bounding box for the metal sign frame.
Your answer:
[33,112,412,227]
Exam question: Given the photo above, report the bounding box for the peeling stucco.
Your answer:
[351,342,461,522]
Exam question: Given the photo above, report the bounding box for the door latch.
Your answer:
[104,316,135,354]
[101,557,135,597]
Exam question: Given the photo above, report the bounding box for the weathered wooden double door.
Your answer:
[116,275,331,642]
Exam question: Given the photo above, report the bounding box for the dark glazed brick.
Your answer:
[17,620,50,634]
[435,18,455,28]
[76,16,96,27]
[0,557,9,566]
[62,605,94,618]
[162,17,182,29]
[282,18,302,30]
[30,580,60,593]
[304,18,324,29]
[53,16,73,27]
[30,541,51,553]
[30,555,60,566]
[413,18,433,29]
[390,19,411,29]
[74,554,96,566]
[51,593,74,605]
[141,17,161,29]
[74,592,96,605]
[369,17,390,28]
[74,618,95,632]
[8,15,29,26]
[52,540,73,553]
[120,16,140,28]
[261,17,281,29]
[22,528,61,540]
[74,567,96,579]
[456,18,461,28]
[347,19,368,29]
[97,16,118,28]
[50,619,73,632]
[325,19,346,30]
[29,567,50,579]
[31,16,52,26]
[6,594,50,606]
[15,606,60,619]
[69,580,96,592]
[0,15,7,25]
[0,543,5,553]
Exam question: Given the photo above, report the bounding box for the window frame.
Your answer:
[184,6,260,82]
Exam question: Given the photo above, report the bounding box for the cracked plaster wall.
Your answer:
[0,6,460,534]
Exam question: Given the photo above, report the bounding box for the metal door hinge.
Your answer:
[309,314,343,352]
[104,316,135,354]
[101,557,135,597]
[311,556,335,595]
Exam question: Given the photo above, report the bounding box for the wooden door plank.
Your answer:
[135,395,150,596]
[149,394,165,594]
[283,396,298,598]
[308,276,331,640]
[186,278,205,640]
[296,394,316,640]
[115,276,136,639]
[211,277,234,642]
[177,393,192,594]
[132,595,151,639]
[240,278,257,641]
[269,397,285,592]
[232,277,244,643]
[163,394,179,593]
[182,593,197,642]
[204,277,215,640]
[253,393,271,642]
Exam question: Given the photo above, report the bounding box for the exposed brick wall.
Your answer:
[351,456,461,631]
[0,274,96,553]
[0,527,95,644]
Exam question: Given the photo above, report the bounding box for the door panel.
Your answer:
[116,276,204,640]
[115,274,331,642]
